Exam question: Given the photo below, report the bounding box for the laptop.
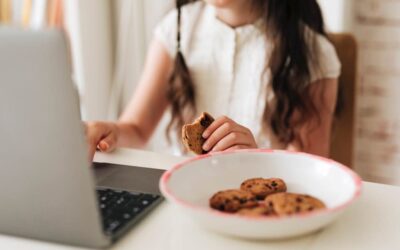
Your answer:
[0,28,164,248]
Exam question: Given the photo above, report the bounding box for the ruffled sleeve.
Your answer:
[308,33,342,83]
[153,8,178,58]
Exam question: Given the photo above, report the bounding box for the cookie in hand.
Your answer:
[182,112,214,154]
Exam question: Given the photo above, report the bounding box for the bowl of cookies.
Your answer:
[159,149,362,239]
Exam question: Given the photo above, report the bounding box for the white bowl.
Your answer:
[160,149,362,239]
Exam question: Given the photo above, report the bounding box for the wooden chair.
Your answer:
[328,33,358,168]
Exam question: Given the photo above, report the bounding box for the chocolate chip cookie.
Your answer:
[240,178,287,199]
[182,112,214,155]
[209,189,258,213]
[265,193,326,216]
[237,205,276,217]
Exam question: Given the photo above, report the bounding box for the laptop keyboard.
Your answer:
[97,189,161,236]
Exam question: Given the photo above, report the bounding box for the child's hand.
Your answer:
[202,116,258,152]
[85,122,120,161]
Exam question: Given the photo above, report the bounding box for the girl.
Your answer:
[86,0,341,159]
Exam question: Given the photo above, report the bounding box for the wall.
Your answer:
[353,0,400,184]
[319,0,400,184]
[318,0,354,32]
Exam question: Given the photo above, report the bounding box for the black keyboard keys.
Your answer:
[97,189,161,236]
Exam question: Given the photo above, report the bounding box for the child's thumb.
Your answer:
[98,135,116,153]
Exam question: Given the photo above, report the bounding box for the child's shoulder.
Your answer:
[161,1,205,25]
[154,1,206,57]
[304,26,336,53]
[181,1,206,14]
[304,26,341,82]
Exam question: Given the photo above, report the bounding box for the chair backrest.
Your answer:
[328,33,358,168]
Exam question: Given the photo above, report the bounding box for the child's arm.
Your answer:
[86,39,173,160]
[287,78,339,157]
[117,38,172,147]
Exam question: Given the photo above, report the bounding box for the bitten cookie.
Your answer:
[182,112,214,155]
[237,205,276,217]
[209,189,258,213]
[240,178,287,199]
[265,193,326,216]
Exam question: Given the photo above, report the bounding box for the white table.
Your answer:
[1,149,399,250]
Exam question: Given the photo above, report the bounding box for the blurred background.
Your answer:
[0,0,399,185]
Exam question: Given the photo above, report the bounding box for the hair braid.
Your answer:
[165,0,197,142]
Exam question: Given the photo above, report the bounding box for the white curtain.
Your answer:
[64,0,172,121]
[63,0,114,121]
[64,0,173,152]
[108,0,173,120]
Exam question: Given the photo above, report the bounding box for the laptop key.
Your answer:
[97,188,161,236]
[122,213,132,220]
[105,220,122,234]
[141,193,159,202]
[131,206,141,214]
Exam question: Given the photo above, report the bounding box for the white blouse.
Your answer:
[154,2,341,149]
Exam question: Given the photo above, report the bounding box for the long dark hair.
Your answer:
[167,0,329,147]
[166,0,198,142]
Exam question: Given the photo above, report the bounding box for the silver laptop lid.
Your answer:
[0,28,109,248]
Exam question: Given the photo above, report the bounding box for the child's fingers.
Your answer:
[202,116,231,139]
[98,133,117,153]
[203,121,241,151]
[85,122,117,161]
[211,132,251,152]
